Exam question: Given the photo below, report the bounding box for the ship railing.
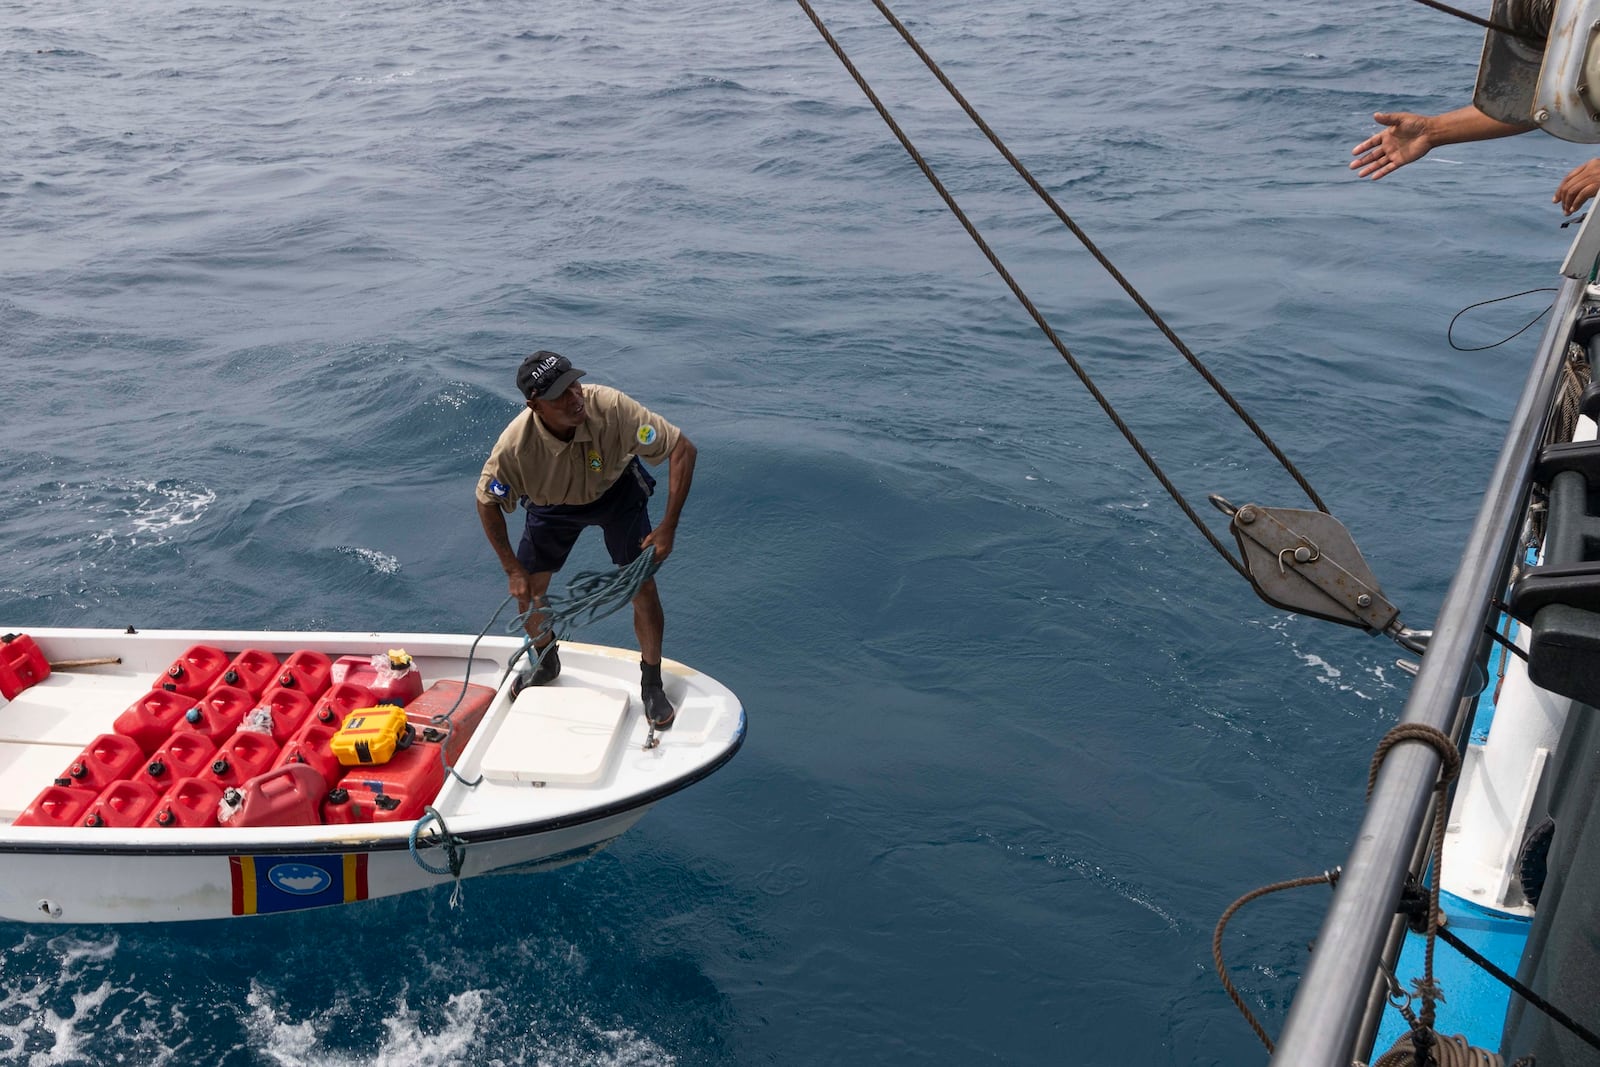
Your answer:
[1268,274,1590,1066]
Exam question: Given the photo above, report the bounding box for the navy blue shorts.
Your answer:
[516,458,656,574]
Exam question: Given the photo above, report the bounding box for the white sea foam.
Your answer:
[125,482,216,535]
[54,479,218,548]
[1260,617,1398,705]
[432,382,473,411]
[981,831,1183,933]
[244,981,672,1066]
[0,933,184,1066]
[1297,652,1341,684]
[338,546,401,575]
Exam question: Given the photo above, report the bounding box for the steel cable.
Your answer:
[793,0,1252,579]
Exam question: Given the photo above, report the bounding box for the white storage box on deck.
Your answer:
[480,687,633,786]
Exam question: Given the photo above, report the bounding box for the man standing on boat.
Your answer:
[475,351,697,729]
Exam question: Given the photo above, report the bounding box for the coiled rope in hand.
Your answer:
[508,547,662,672]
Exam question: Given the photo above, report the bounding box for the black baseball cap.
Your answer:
[517,350,586,401]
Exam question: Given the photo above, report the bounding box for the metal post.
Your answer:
[1269,276,1588,1066]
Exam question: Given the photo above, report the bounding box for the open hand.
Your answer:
[1350,112,1433,180]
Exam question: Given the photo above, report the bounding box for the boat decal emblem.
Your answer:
[267,862,332,896]
[230,854,369,915]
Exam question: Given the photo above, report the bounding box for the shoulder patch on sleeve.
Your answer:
[636,425,657,446]
[488,478,510,500]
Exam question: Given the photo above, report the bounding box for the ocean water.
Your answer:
[0,0,1584,1063]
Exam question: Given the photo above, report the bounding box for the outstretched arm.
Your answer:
[640,434,697,565]
[1350,106,1534,180]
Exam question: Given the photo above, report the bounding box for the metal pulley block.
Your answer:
[1214,499,1401,634]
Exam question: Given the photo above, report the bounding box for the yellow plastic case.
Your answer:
[331,705,412,766]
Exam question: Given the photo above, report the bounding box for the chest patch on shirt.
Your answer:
[636,425,657,446]
[488,479,510,500]
[586,450,603,471]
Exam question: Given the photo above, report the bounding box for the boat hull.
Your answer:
[0,808,647,923]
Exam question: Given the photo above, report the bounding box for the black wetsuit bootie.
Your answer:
[641,660,675,729]
[510,642,560,699]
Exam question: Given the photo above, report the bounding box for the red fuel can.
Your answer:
[115,688,198,755]
[13,785,93,828]
[329,651,424,707]
[0,633,51,701]
[56,732,145,792]
[308,681,374,728]
[204,731,281,789]
[83,779,161,828]
[145,776,226,828]
[217,649,280,698]
[404,681,497,763]
[139,731,218,789]
[275,719,345,792]
[320,785,371,825]
[222,763,323,827]
[340,740,444,823]
[273,650,332,701]
[173,684,253,745]
[247,685,314,744]
[151,644,228,698]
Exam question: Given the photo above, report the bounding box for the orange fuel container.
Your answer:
[173,684,254,745]
[331,705,413,766]
[115,688,198,754]
[83,780,161,828]
[145,777,226,828]
[404,681,497,763]
[0,633,50,701]
[217,649,280,698]
[13,785,93,827]
[56,733,145,792]
[151,644,228,698]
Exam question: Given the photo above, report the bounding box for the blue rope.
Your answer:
[509,547,661,657]
[408,806,464,877]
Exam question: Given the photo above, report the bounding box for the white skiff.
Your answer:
[0,626,745,923]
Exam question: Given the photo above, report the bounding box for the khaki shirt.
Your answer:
[476,384,681,509]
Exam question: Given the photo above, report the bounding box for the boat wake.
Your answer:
[0,921,680,1066]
